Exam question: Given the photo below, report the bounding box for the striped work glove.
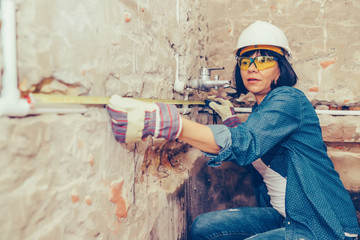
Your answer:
[107,95,182,143]
[207,96,241,128]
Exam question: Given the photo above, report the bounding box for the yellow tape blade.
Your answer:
[31,93,205,105]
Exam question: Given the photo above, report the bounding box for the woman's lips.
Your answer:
[247,78,260,83]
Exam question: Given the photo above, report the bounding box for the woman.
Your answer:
[107,21,359,239]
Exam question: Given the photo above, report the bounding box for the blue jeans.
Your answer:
[190,207,285,240]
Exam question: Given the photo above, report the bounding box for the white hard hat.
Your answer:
[234,20,292,57]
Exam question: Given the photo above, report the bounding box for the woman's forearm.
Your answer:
[178,117,220,154]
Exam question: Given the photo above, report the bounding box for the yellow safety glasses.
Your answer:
[236,56,278,71]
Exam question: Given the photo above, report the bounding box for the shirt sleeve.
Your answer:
[209,87,303,167]
[203,125,232,164]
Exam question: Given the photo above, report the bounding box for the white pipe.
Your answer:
[233,108,252,113]
[0,0,31,116]
[176,90,192,115]
[176,0,180,24]
[0,0,87,116]
[233,108,360,116]
[314,109,360,116]
[1,0,18,100]
[173,54,185,93]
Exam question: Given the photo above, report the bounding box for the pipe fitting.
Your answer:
[188,67,230,91]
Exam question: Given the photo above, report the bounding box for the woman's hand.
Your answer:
[207,96,241,128]
[107,95,182,143]
[107,95,220,155]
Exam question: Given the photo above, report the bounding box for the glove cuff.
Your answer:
[175,115,183,139]
[157,103,182,140]
[143,103,181,140]
[223,115,241,128]
[107,106,128,143]
[142,108,157,139]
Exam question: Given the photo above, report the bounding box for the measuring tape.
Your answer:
[30,93,206,105]
[26,93,360,116]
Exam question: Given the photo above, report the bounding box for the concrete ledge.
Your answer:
[319,115,360,143]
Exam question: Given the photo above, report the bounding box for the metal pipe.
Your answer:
[233,107,360,116]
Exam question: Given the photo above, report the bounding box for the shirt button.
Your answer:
[287,221,291,225]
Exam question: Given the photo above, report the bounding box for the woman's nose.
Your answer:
[247,62,258,72]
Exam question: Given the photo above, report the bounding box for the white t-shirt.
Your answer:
[252,158,286,217]
[252,159,358,237]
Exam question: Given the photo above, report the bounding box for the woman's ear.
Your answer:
[273,68,281,85]
[273,74,280,85]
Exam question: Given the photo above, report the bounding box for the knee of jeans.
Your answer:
[190,215,209,239]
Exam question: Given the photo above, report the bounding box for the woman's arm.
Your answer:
[178,117,220,154]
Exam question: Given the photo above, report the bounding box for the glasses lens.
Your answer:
[238,58,251,70]
[238,56,277,71]
[254,57,276,70]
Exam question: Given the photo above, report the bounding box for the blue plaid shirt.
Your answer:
[207,86,360,239]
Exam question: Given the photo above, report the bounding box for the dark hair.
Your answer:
[230,49,298,98]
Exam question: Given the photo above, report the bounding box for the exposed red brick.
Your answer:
[322,123,357,142]
[114,198,127,219]
[320,60,335,69]
[89,159,94,166]
[309,86,319,92]
[85,196,92,206]
[109,180,127,219]
[71,191,80,204]
[125,13,131,23]
[328,106,342,110]
[343,125,357,141]
[322,124,342,142]
[88,154,94,166]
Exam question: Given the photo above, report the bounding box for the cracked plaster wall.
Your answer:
[206,0,360,106]
[1,0,210,239]
[1,0,360,239]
